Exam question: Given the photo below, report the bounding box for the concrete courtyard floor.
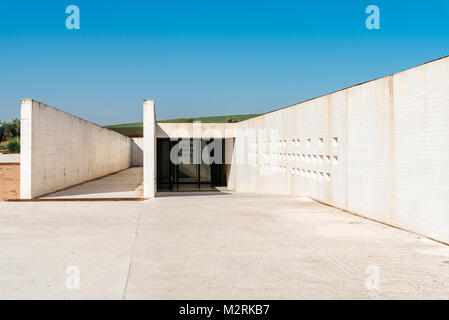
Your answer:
[0,192,449,299]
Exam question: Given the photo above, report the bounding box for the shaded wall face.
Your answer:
[229,57,449,244]
[20,100,132,199]
[131,138,144,167]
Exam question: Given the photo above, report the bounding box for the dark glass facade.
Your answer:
[157,139,227,191]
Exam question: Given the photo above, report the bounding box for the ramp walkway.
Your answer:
[39,167,143,200]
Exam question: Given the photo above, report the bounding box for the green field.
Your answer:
[104,114,261,137]
[157,114,261,123]
[104,122,143,137]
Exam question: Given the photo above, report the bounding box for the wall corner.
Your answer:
[19,99,33,199]
[143,99,156,198]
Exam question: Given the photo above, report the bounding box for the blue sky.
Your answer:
[1,0,448,125]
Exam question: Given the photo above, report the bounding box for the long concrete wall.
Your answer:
[20,99,132,198]
[229,56,449,244]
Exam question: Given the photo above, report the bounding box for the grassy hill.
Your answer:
[104,122,143,137]
[158,114,261,123]
[104,114,261,137]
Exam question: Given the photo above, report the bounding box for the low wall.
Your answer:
[20,99,132,198]
[229,56,449,244]
[0,154,20,164]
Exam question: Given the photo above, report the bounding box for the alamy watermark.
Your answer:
[64,5,378,31]
[66,5,80,30]
[166,122,283,175]
[65,265,80,289]
[364,265,380,291]
[365,5,380,30]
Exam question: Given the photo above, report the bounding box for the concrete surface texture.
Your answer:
[131,138,144,167]
[0,193,448,299]
[20,99,132,199]
[40,167,143,199]
[228,55,449,245]
[0,153,20,163]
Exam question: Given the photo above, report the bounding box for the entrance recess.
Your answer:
[157,138,227,191]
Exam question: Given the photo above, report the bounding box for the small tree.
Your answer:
[3,118,20,140]
[12,118,20,137]
[6,139,20,153]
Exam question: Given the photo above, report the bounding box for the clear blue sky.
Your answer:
[1,0,448,125]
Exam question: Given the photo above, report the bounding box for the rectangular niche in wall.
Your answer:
[332,137,339,147]
[318,138,324,147]
[332,156,338,165]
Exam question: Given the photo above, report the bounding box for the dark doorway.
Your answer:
[157,138,227,191]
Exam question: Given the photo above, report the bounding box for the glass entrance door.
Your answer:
[156,138,226,192]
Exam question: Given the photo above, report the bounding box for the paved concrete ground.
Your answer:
[41,167,143,199]
[0,192,449,299]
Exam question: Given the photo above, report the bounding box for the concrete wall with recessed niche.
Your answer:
[228,56,449,244]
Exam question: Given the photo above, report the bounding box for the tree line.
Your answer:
[0,119,20,142]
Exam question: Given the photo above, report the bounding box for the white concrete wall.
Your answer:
[143,100,156,198]
[20,99,131,199]
[229,56,449,244]
[131,138,144,167]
